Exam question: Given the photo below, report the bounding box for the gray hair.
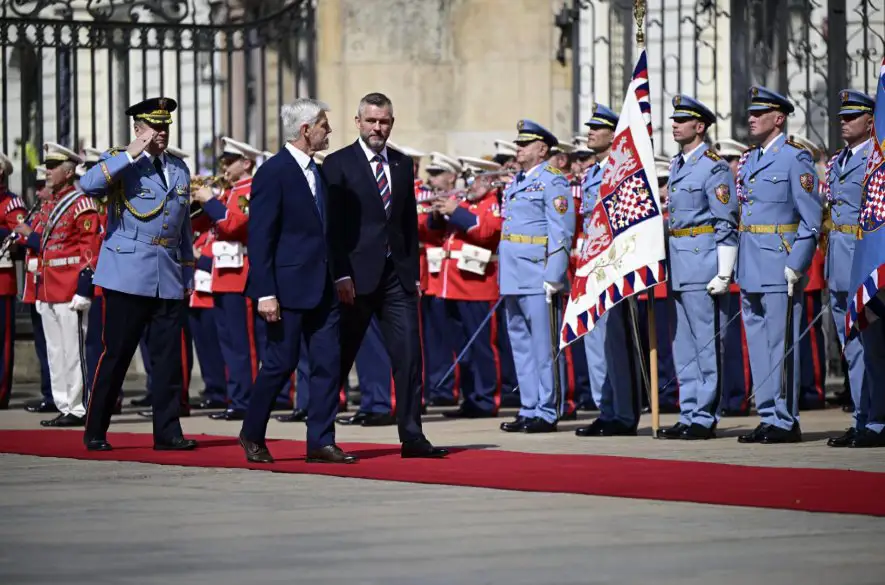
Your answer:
[281,98,330,141]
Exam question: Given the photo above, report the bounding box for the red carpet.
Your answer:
[2,429,883,516]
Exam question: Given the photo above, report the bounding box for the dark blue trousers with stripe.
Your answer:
[0,296,15,408]
[356,316,393,414]
[496,302,520,408]
[214,293,261,412]
[138,315,193,410]
[799,289,827,410]
[444,299,501,414]
[28,303,51,405]
[720,290,752,414]
[188,307,227,403]
[635,296,679,410]
[421,295,458,403]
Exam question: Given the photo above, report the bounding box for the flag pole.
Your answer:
[633,0,660,438]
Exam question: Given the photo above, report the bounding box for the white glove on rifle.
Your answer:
[544,281,564,304]
[784,266,801,296]
[706,246,737,296]
[69,294,92,313]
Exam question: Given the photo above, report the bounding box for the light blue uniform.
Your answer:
[499,132,574,424]
[667,141,738,429]
[736,133,821,431]
[79,150,195,298]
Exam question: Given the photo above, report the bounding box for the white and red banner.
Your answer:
[561,50,668,348]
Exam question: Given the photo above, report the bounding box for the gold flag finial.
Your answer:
[634,0,647,47]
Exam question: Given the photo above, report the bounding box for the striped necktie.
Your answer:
[372,154,391,217]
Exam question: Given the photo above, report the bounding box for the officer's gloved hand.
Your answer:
[784,267,801,296]
[69,294,92,313]
[543,281,563,304]
[706,275,729,296]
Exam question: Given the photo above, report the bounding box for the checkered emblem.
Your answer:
[861,153,885,232]
[603,174,659,236]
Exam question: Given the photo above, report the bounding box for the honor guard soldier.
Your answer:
[0,151,24,410]
[735,86,822,444]
[499,120,575,433]
[822,90,875,447]
[14,143,101,427]
[78,97,198,452]
[419,152,464,406]
[574,105,641,437]
[192,137,263,421]
[22,166,57,414]
[656,95,738,440]
[427,158,504,418]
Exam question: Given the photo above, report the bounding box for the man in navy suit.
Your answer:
[237,98,356,464]
[324,92,447,458]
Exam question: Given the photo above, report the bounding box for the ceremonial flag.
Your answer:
[847,56,885,337]
[560,49,667,348]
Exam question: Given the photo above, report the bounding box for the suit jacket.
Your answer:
[245,147,332,310]
[324,140,419,295]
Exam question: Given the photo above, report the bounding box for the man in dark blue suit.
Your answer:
[238,98,356,464]
[323,92,447,458]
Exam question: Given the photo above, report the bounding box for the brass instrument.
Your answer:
[190,175,230,218]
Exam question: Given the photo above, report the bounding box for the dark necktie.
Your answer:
[308,159,323,221]
[516,171,526,183]
[372,154,391,218]
[842,149,852,169]
[153,156,167,189]
[676,156,685,171]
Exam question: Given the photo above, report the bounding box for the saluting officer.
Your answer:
[823,90,875,447]
[574,104,641,437]
[735,87,822,444]
[79,97,197,452]
[498,119,574,434]
[657,95,738,440]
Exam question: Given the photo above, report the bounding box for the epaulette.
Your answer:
[704,150,721,162]
[544,164,563,175]
[108,146,125,156]
[72,197,98,219]
[785,139,805,150]
[5,196,26,214]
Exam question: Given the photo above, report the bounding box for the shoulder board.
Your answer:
[785,139,805,150]
[544,164,563,175]
[107,147,125,157]
[5,196,26,214]
[72,197,98,218]
[748,144,760,151]
[704,150,721,162]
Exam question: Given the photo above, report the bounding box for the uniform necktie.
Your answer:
[372,154,391,218]
[676,156,685,171]
[153,156,167,189]
[516,171,526,183]
[842,149,852,169]
[308,159,323,221]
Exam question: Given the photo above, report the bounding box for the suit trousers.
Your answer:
[37,300,88,417]
[85,290,186,443]
[339,259,424,443]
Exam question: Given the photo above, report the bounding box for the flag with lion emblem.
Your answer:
[560,49,667,348]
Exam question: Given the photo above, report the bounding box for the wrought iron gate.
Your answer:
[0,0,316,200]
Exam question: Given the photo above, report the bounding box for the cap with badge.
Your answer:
[77,146,104,177]
[514,119,558,147]
[584,103,618,129]
[458,156,502,174]
[571,135,594,155]
[35,165,47,184]
[165,145,189,159]
[126,96,177,125]
[426,152,462,174]
[220,136,262,161]
[789,134,822,159]
[0,151,12,176]
[838,89,875,116]
[747,86,794,114]
[670,94,716,125]
[714,138,748,158]
[654,155,671,184]
[387,140,427,160]
[550,140,575,155]
[492,139,518,164]
[43,142,82,167]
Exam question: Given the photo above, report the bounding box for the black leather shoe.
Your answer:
[827,428,858,448]
[154,437,198,451]
[196,398,227,410]
[130,395,151,407]
[737,424,770,444]
[85,439,113,452]
[25,399,58,414]
[760,423,802,444]
[656,422,688,439]
[361,412,396,427]
[275,408,307,423]
[41,413,85,427]
[336,411,369,426]
[720,408,750,417]
[559,410,578,421]
[681,423,716,440]
[209,409,245,421]
[849,429,885,448]
[306,444,359,464]
[442,405,496,419]
[239,433,273,463]
[524,418,557,433]
[137,409,153,419]
[427,397,459,407]
[576,418,636,437]
[575,418,608,437]
[500,415,532,433]
[401,439,448,458]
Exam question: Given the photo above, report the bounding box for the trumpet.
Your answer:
[191,174,230,191]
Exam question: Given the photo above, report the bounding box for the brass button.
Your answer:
[694,247,699,253]
[164,210,170,216]
[162,224,168,229]
[836,211,841,217]
[749,200,754,205]
[748,189,753,195]
[749,178,755,184]
[115,246,120,251]
[747,210,752,216]
[670,207,675,213]
[778,246,784,252]
[840,179,845,184]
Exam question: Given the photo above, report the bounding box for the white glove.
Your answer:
[716,246,737,280]
[543,281,563,304]
[785,266,801,296]
[706,275,729,296]
[69,294,92,313]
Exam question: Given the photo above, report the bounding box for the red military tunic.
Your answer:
[203,177,250,294]
[0,191,26,296]
[21,198,52,305]
[34,186,102,303]
[417,191,447,298]
[415,179,432,292]
[433,191,502,301]
[190,227,216,310]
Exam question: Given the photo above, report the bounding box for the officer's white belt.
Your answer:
[44,255,80,267]
[445,250,498,261]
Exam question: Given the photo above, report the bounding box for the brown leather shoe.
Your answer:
[239,433,274,463]
[306,444,358,464]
